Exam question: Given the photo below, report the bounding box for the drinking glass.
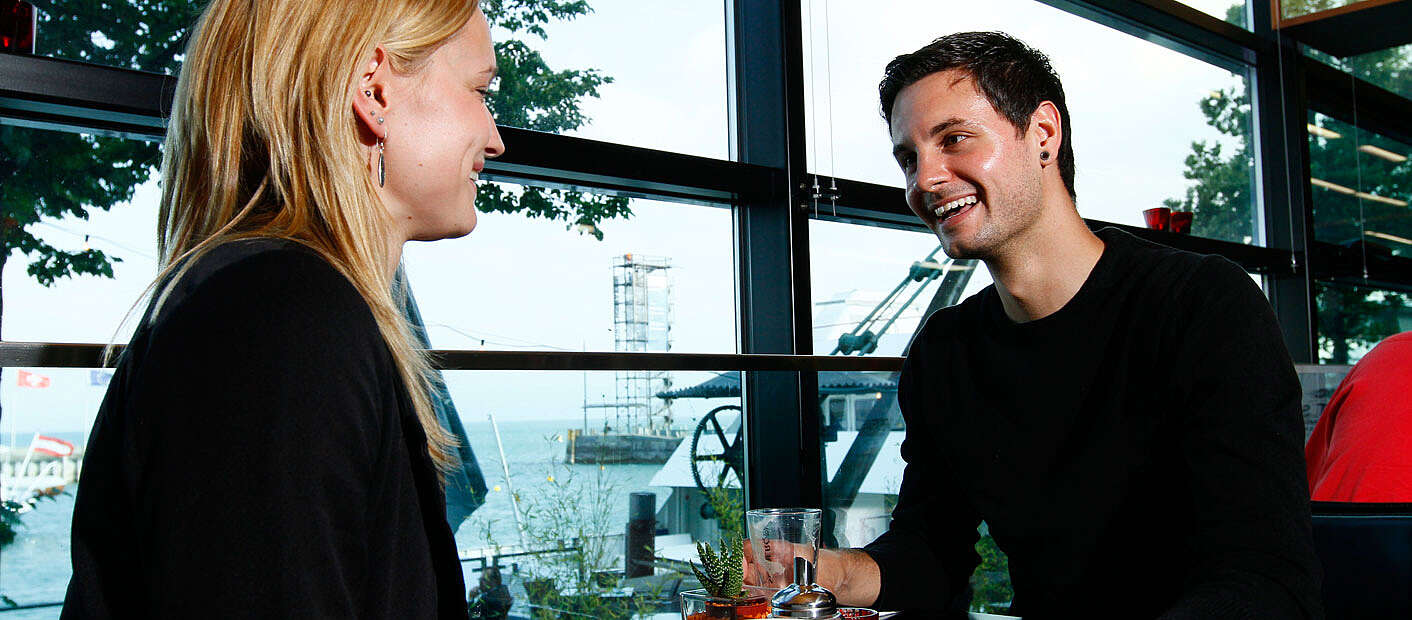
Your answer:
[1142,207,1172,231]
[1169,211,1194,234]
[745,507,822,588]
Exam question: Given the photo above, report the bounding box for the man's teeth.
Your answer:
[932,195,978,218]
[469,172,479,181]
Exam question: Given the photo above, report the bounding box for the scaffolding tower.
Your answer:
[592,254,674,434]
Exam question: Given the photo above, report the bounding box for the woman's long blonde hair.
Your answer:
[152,0,480,472]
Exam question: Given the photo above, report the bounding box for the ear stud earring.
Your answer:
[1040,151,1050,161]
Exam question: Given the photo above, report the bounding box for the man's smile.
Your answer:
[932,194,978,223]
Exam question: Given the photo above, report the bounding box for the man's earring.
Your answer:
[378,134,386,188]
[364,89,372,97]
[1040,151,1051,161]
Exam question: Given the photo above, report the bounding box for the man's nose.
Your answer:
[916,152,953,193]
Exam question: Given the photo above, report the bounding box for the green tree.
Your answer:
[481,0,632,240]
[1165,1,1412,363]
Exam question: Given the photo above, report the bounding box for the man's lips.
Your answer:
[931,194,978,224]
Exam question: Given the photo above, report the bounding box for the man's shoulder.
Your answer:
[1097,227,1251,305]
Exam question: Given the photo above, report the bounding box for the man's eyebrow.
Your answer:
[928,118,968,137]
[892,117,970,158]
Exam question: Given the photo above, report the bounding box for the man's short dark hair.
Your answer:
[879,31,1076,199]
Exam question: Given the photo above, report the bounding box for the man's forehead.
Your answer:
[889,70,992,142]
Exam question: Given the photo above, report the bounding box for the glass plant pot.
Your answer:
[679,586,773,620]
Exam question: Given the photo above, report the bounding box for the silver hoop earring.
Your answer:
[378,134,386,188]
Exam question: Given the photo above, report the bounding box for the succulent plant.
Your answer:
[690,536,745,599]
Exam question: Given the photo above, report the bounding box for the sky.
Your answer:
[2,0,1255,434]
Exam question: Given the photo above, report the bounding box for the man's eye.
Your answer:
[943,134,967,147]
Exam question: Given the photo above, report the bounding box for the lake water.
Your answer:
[0,418,672,617]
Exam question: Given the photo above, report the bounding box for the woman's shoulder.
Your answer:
[152,238,370,329]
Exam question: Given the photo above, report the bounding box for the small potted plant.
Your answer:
[680,536,772,620]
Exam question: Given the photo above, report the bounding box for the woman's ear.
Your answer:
[352,46,390,141]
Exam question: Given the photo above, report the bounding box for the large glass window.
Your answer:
[23,1,731,160]
[497,0,731,159]
[800,0,1260,245]
[1306,44,1412,122]
[0,123,737,354]
[1314,281,1411,364]
[809,219,988,357]
[1,367,105,617]
[0,122,160,345]
[445,370,742,619]
[402,185,737,355]
[1307,112,1412,252]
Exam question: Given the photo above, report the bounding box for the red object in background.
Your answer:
[1,0,36,54]
[1142,207,1172,231]
[1169,211,1194,234]
[1306,332,1412,502]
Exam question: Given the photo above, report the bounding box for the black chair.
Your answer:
[1310,501,1412,619]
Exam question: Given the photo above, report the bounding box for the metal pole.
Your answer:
[488,412,528,548]
[625,491,656,578]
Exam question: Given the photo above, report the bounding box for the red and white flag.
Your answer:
[32,435,75,458]
[17,370,50,389]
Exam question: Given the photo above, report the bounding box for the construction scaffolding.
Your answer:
[589,254,675,434]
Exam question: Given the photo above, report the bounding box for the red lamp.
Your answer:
[1,1,36,55]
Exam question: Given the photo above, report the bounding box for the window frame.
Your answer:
[2,0,1410,525]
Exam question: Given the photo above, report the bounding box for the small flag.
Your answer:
[32,435,75,458]
[90,370,114,386]
[17,370,51,389]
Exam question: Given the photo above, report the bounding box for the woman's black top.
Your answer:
[63,239,467,619]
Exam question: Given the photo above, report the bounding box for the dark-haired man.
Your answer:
[762,32,1322,618]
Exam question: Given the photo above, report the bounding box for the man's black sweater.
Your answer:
[862,228,1322,618]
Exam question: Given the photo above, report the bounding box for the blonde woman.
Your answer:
[63,1,503,617]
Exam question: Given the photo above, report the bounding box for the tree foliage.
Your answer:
[1166,1,1412,363]
[2,0,628,305]
[482,0,632,239]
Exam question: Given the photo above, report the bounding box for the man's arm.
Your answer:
[816,548,880,606]
[1160,258,1323,619]
[857,452,980,613]
[857,337,982,613]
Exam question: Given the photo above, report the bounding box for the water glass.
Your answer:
[745,507,822,588]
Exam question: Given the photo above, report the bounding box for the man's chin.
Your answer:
[936,234,985,261]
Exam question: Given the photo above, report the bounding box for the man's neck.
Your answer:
[985,198,1105,323]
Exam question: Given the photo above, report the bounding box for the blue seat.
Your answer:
[1310,502,1412,619]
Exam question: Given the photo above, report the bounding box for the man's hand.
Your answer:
[741,539,882,607]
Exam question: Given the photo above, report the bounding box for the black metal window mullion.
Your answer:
[1250,2,1318,363]
[730,0,822,512]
